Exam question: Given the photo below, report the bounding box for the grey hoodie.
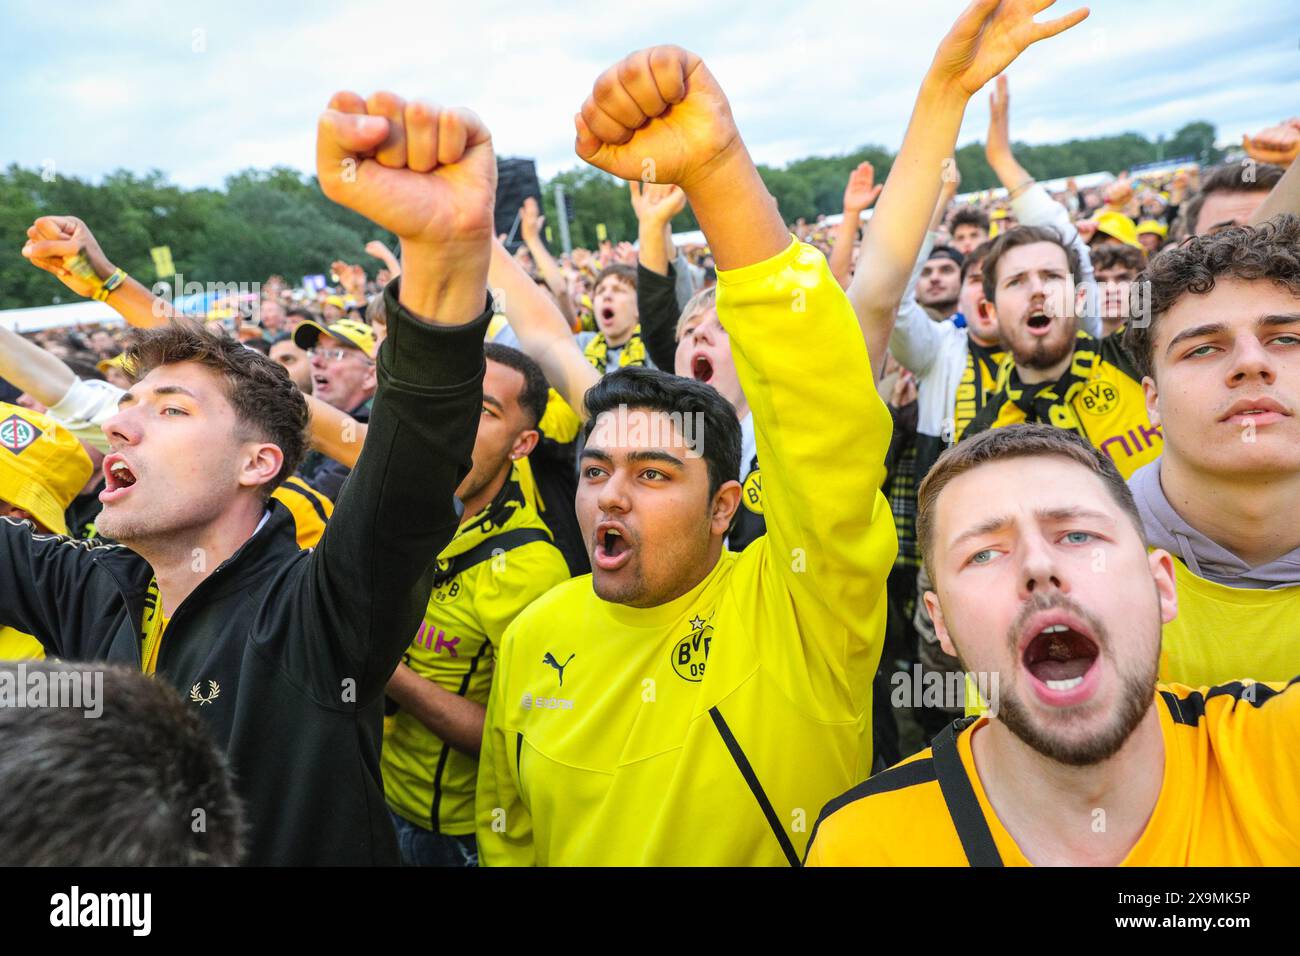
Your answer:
[1128,459,1300,590]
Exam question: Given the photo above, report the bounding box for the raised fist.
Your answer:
[21,216,115,300]
[317,91,496,251]
[575,46,740,191]
[930,0,1088,98]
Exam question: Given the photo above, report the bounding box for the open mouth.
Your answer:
[594,523,633,571]
[600,307,616,324]
[1021,620,1100,703]
[100,455,139,503]
[692,354,714,383]
[1026,311,1051,333]
[312,374,330,389]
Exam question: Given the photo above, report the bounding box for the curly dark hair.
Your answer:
[125,322,310,497]
[1123,214,1300,381]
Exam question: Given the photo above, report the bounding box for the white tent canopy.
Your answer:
[0,301,123,333]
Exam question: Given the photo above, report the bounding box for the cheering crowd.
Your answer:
[1,0,1298,868]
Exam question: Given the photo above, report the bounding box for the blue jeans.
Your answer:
[389,810,478,867]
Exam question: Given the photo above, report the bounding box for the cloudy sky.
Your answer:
[2,0,1297,188]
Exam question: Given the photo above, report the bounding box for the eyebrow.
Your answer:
[482,393,504,412]
[949,506,1115,550]
[1165,313,1300,356]
[116,384,200,408]
[579,448,685,468]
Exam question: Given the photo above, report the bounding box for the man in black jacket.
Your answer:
[2,91,498,865]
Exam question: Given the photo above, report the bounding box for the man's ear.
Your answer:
[241,443,285,493]
[922,587,959,659]
[510,428,540,461]
[1148,548,1179,626]
[1142,374,1161,428]
[710,480,742,537]
[363,361,378,392]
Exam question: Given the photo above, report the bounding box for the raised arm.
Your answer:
[986,74,1099,335]
[21,216,177,329]
[517,197,573,322]
[829,162,882,288]
[848,0,1088,364]
[0,325,77,407]
[632,181,689,368]
[300,91,494,699]
[488,238,599,418]
[365,239,402,279]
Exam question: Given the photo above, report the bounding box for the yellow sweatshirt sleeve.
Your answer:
[717,239,897,714]
[475,620,537,866]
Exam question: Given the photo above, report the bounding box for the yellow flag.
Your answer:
[150,246,176,279]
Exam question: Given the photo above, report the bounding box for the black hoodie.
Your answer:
[0,283,489,865]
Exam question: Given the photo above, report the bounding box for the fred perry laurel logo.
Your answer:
[190,680,221,705]
[0,415,40,455]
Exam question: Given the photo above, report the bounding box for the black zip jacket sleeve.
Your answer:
[274,283,490,704]
[637,261,682,372]
[0,281,490,865]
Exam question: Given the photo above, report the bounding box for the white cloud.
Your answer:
[2,0,1297,188]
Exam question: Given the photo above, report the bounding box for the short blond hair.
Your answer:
[674,285,718,341]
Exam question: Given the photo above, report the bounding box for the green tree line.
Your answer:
[0,121,1222,310]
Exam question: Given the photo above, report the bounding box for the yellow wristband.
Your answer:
[93,268,127,302]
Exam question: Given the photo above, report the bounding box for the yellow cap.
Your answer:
[293,318,377,359]
[1095,210,1142,249]
[96,353,136,377]
[1136,219,1168,238]
[0,403,93,535]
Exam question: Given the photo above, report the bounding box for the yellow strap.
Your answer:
[140,579,168,675]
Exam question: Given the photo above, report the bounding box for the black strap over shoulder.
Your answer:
[932,717,1003,867]
[431,528,552,590]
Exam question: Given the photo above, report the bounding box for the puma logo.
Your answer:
[542,652,575,686]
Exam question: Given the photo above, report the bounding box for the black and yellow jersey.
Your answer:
[807,678,1300,866]
[382,467,570,835]
[270,476,332,550]
[966,330,1162,480]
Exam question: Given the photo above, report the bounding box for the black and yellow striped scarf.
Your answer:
[967,331,1101,438]
[584,326,647,374]
[953,339,1005,442]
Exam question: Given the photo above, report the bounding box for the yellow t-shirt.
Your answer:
[807,679,1300,865]
[1161,559,1300,687]
[476,240,896,866]
[383,470,570,835]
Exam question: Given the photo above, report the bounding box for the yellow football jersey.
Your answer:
[383,470,569,835]
[807,679,1300,866]
[476,239,896,866]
